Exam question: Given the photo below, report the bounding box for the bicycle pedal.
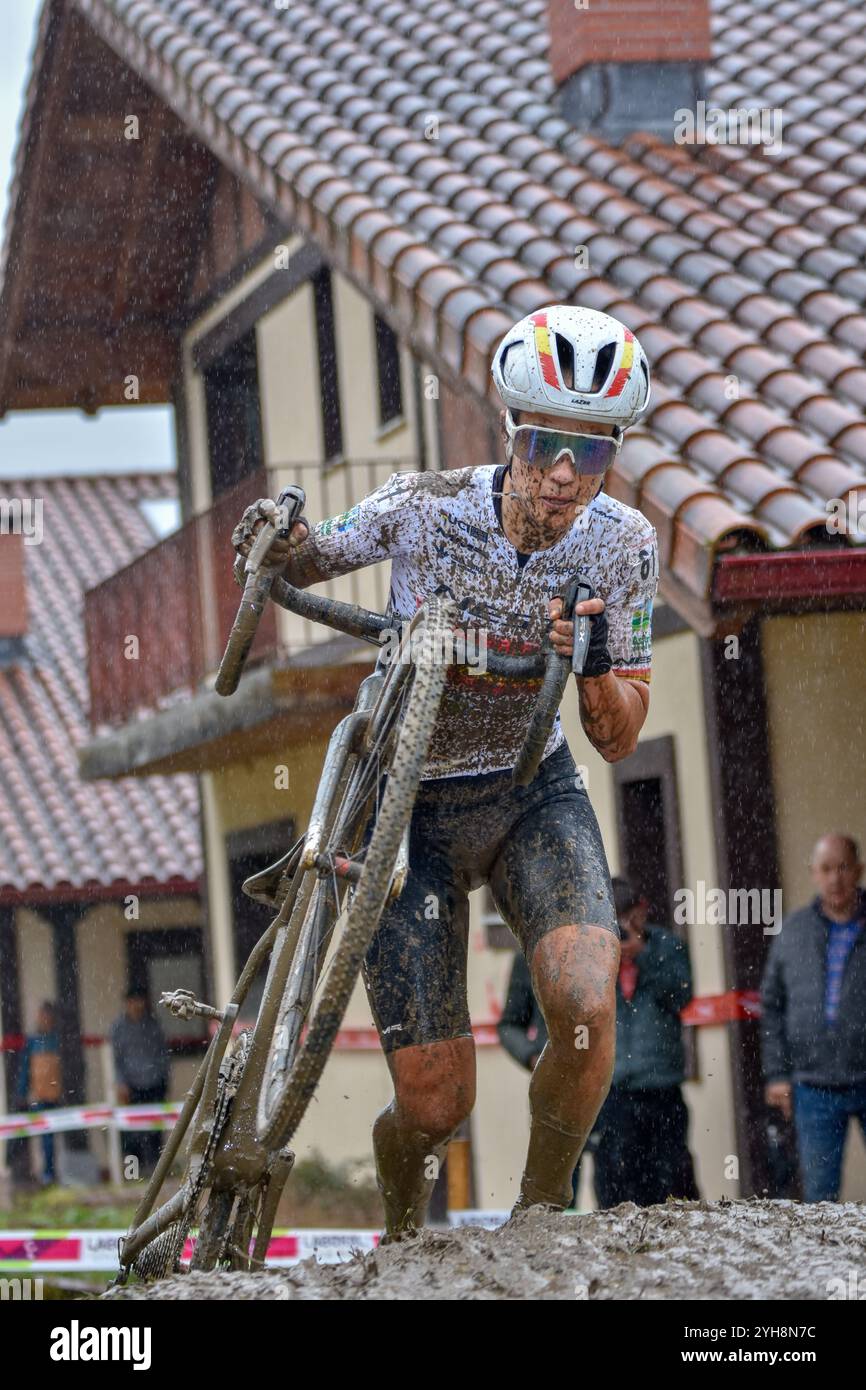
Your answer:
[160,989,223,1022]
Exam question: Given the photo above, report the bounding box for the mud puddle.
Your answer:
[103,1199,866,1300]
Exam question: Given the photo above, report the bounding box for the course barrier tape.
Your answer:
[0,1213,511,1271]
[0,990,763,1064]
[0,1103,182,1142]
[0,994,762,1140]
[680,989,761,1026]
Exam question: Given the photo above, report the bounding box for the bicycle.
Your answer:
[113,488,592,1282]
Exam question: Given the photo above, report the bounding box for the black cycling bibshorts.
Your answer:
[362,741,619,1055]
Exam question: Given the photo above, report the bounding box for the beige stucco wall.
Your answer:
[763,610,866,1200]
[15,908,56,1031]
[763,611,866,905]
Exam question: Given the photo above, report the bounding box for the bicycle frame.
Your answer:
[117,612,419,1275]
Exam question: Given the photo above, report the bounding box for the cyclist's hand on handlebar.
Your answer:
[548,590,612,677]
[231,498,309,568]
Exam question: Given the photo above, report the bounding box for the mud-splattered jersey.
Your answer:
[298,466,658,778]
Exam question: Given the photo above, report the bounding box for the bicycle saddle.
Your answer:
[242,834,305,907]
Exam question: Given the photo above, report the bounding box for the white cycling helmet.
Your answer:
[491,304,651,434]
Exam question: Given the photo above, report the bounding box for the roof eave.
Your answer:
[712,548,866,606]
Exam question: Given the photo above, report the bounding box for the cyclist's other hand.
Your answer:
[548,593,604,659]
[765,1080,793,1120]
[231,498,309,566]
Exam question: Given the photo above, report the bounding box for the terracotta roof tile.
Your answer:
[0,474,201,894]
[832,423,866,466]
[796,457,866,502]
[829,367,866,411]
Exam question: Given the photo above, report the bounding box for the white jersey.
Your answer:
[299,465,658,778]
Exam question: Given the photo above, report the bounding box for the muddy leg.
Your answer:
[373,1036,476,1235]
[516,922,619,1210]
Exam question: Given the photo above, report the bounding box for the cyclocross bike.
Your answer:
[114,487,592,1282]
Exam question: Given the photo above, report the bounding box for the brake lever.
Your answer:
[245,485,305,574]
[215,485,307,697]
[555,576,594,677]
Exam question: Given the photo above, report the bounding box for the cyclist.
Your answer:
[233,304,658,1234]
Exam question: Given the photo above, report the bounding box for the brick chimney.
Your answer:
[546,0,712,142]
[0,530,28,639]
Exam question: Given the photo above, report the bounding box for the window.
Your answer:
[203,328,263,498]
[312,268,343,462]
[374,313,403,426]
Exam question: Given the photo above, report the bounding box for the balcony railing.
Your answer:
[85,458,418,730]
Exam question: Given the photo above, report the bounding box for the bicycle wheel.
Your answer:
[256,597,454,1151]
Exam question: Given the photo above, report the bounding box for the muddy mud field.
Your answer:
[105,1199,866,1300]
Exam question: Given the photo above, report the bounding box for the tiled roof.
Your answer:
[0,474,202,895]
[5,0,866,607]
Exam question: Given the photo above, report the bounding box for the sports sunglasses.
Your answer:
[505,410,621,475]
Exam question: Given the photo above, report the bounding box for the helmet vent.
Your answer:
[500,341,528,391]
[554,332,575,390]
[590,342,617,393]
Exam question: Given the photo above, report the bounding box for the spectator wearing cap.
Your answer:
[761,833,866,1202]
[592,877,697,1208]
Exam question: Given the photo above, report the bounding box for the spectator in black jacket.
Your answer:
[110,991,170,1176]
[761,833,866,1202]
[498,877,697,1209]
[592,878,697,1208]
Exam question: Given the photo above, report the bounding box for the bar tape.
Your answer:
[0,1213,511,1271]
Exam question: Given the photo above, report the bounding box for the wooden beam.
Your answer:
[699,619,780,1197]
[79,660,370,780]
[0,880,200,908]
[0,379,171,413]
[191,241,322,371]
[60,113,142,143]
[0,4,74,398]
[111,105,163,325]
[3,326,177,412]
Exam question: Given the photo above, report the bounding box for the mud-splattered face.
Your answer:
[499,409,613,549]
